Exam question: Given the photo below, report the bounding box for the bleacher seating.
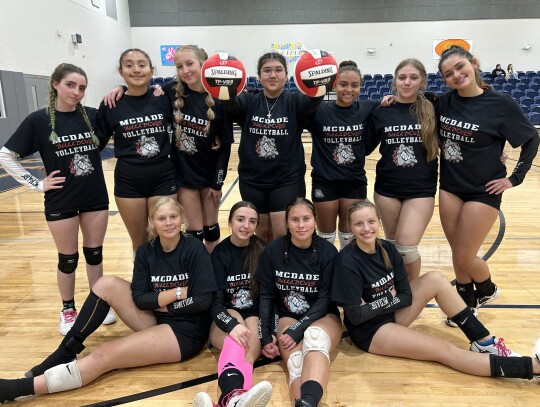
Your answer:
[529,112,540,126]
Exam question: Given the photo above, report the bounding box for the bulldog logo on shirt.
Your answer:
[393,144,418,167]
[285,291,309,314]
[256,136,279,159]
[70,154,94,176]
[443,139,463,163]
[136,136,160,157]
[333,143,355,165]
[232,288,253,309]
[177,132,198,155]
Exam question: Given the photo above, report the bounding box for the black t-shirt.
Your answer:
[307,100,378,183]
[255,235,338,344]
[4,107,108,213]
[438,88,538,194]
[368,102,438,196]
[331,240,409,331]
[131,234,217,339]
[97,89,173,165]
[164,81,234,188]
[229,91,322,187]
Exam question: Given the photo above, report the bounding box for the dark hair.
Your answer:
[257,52,288,76]
[283,198,318,265]
[338,60,362,83]
[346,199,392,269]
[438,45,485,87]
[118,48,153,70]
[393,58,438,162]
[228,201,264,298]
[47,63,99,146]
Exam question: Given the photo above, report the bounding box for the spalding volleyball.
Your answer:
[294,49,338,97]
[201,53,246,100]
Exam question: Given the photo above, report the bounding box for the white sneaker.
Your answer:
[59,309,78,336]
[224,381,272,407]
[445,307,478,328]
[102,310,117,325]
[470,337,521,357]
[193,392,215,407]
[476,284,500,309]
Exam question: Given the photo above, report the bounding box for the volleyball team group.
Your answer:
[0,43,539,406]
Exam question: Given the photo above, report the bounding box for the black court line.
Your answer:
[220,176,239,205]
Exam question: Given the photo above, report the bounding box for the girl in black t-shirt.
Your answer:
[367,58,439,281]
[437,46,539,316]
[307,61,379,250]
[193,201,272,407]
[0,198,217,402]
[98,49,177,253]
[225,53,324,242]
[255,198,341,407]
[332,200,540,383]
[0,63,115,335]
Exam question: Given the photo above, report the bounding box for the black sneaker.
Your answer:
[476,284,500,309]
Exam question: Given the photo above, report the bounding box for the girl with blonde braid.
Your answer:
[0,63,115,335]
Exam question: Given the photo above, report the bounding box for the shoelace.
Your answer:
[220,389,246,407]
[62,310,77,323]
[494,337,512,356]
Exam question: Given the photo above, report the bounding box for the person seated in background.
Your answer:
[491,64,506,78]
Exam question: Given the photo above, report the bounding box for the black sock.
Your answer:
[490,354,533,379]
[217,366,244,406]
[448,307,490,342]
[474,276,495,298]
[62,299,75,311]
[26,290,109,377]
[456,282,476,308]
[300,380,323,407]
[0,377,34,402]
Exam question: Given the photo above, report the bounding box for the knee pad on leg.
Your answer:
[317,231,336,244]
[82,246,103,266]
[302,326,331,363]
[203,223,220,242]
[286,350,303,386]
[395,243,420,265]
[338,231,354,250]
[58,253,79,274]
[44,360,82,393]
[186,229,204,241]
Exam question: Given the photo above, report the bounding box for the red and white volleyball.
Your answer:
[202,53,246,100]
[294,49,338,97]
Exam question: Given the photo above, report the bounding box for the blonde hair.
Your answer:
[393,58,438,162]
[346,199,393,270]
[47,63,100,147]
[147,197,187,240]
[173,45,215,142]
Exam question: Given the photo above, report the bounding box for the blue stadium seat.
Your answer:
[524,89,537,99]
[491,83,501,91]
[163,77,174,84]
[529,112,540,126]
[511,89,524,100]
[288,81,298,92]
[373,74,383,80]
[529,83,540,93]
[526,71,537,78]
[379,86,391,94]
[370,92,382,100]
[502,83,514,92]
[363,74,373,81]
[384,74,394,82]
[517,71,526,79]
[534,95,540,103]
[518,78,530,87]
[483,77,493,84]
[521,105,530,114]
[152,77,164,86]
[520,97,534,107]
[493,76,505,85]
[529,104,540,114]
[358,93,369,100]
[428,85,440,92]
[507,78,518,86]
[515,83,528,92]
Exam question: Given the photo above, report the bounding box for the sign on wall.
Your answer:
[271,42,306,63]
[433,39,473,59]
[161,45,180,66]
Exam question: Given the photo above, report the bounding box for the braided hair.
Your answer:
[47,63,99,147]
[173,45,215,143]
[283,198,319,266]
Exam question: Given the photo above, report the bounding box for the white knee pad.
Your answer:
[395,243,420,264]
[302,326,331,363]
[44,360,82,393]
[286,350,303,386]
[338,231,354,250]
[317,231,336,244]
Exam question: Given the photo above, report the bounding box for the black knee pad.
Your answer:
[490,354,533,379]
[449,307,489,342]
[83,246,103,266]
[186,229,204,241]
[58,252,79,274]
[203,223,220,242]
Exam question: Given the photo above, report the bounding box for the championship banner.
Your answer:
[160,45,180,66]
[271,42,306,63]
[433,39,473,59]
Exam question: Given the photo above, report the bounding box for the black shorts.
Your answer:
[45,206,109,222]
[441,189,502,210]
[345,313,394,352]
[234,307,260,321]
[156,314,209,361]
[114,159,177,198]
[239,179,306,214]
[375,186,436,200]
[312,179,367,202]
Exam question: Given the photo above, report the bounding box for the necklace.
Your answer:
[264,93,282,119]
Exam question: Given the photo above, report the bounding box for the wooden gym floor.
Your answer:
[0,136,539,406]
